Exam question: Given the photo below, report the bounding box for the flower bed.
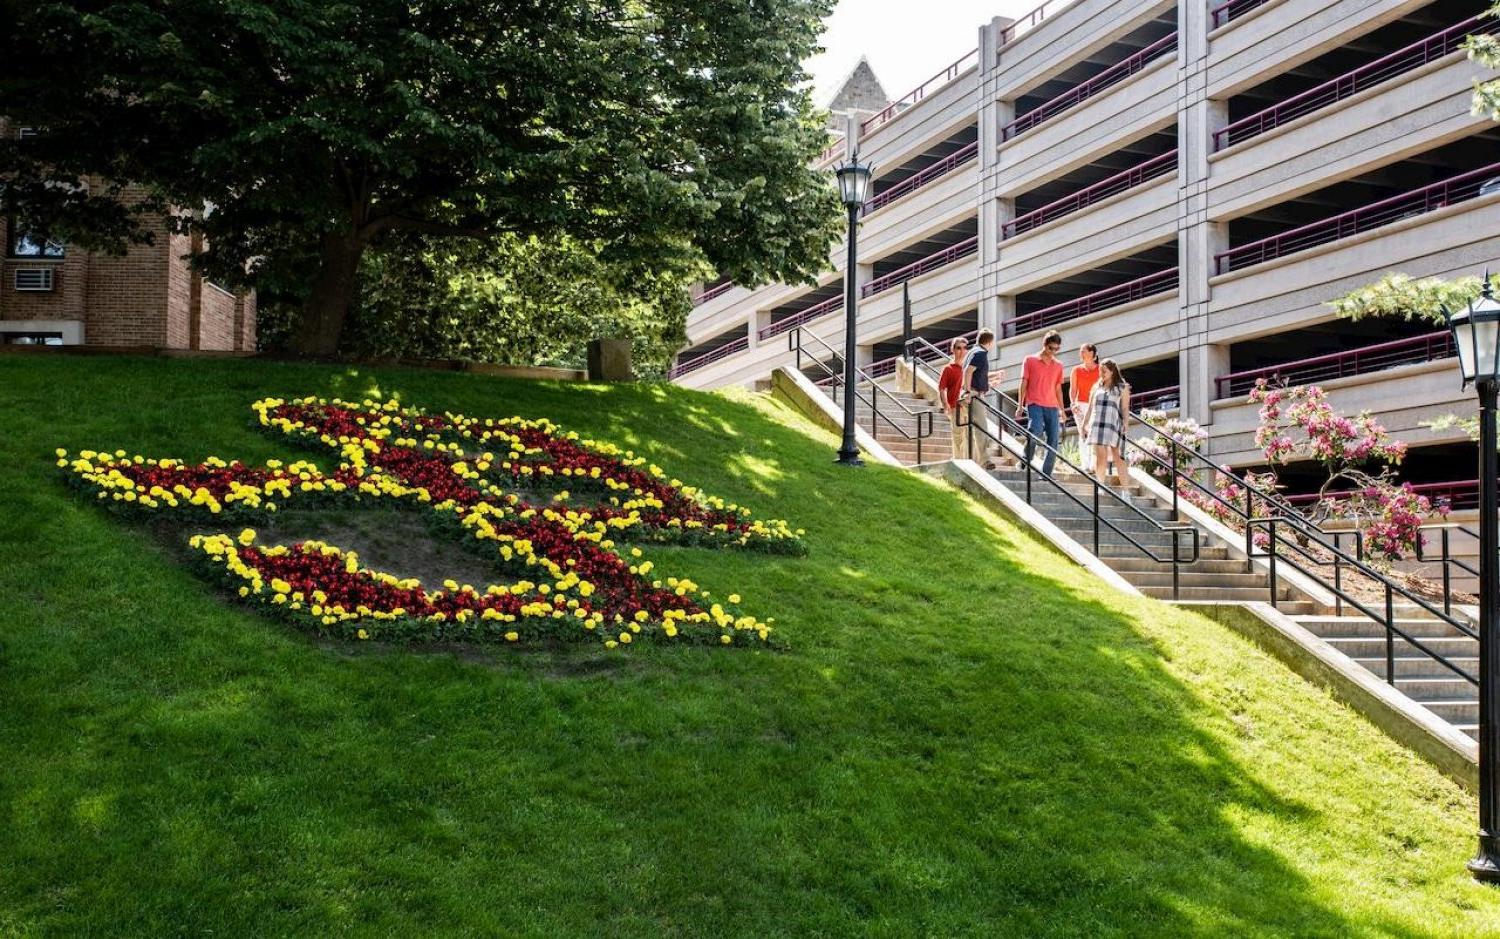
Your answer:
[58,396,805,648]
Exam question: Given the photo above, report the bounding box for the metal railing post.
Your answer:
[1093,481,1100,555]
[1385,585,1396,686]
[1267,520,1278,608]
[1443,527,1453,616]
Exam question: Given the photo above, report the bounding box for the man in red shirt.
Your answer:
[937,337,969,459]
[1016,329,1065,475]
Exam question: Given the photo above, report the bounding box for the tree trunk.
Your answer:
[293,231,368,355]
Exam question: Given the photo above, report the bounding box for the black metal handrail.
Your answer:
[792,328,936,463]
[903,336,1200,597]
[902,337,1479,690]
[1250,517,1479,686]
[1416,523,1484,616]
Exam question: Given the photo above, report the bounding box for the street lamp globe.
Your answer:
[834,159,874,209]
[1444,274,1500,387]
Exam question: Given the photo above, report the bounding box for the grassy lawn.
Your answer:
[3,353,1499,937]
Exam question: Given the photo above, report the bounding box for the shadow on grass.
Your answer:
[0,354,1486,936]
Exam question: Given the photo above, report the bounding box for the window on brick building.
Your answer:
[6,223,65,258]
[2,331,64,345]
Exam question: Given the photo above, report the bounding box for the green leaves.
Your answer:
[2,0,840,349]
[1325,273,1498,324]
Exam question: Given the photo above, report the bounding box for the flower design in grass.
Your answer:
[58,396,804,648]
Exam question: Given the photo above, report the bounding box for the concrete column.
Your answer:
[748,308,771,349]
[1180,342,1231,428]
[979,294,1012,338]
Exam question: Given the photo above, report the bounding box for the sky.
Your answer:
[806,0,1040,107]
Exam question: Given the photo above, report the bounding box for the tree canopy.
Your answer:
[1,0,841,353]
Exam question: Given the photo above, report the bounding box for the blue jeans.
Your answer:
[1025,404,1061,476]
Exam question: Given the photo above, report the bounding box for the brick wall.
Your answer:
[0,143,258,349]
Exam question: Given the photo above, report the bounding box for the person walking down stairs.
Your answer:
[961,330,1004,468]
[1015,330,1065,476]
[937,337,970,461]
[1084,358,1131,487]
[1068,342,1099,429]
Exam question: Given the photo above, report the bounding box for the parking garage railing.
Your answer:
[862,236,980,298]
[1285,479,1479,512]
[1213,330,1456,398]
[1001,32,1177,142]
[863,141,980,217]
[1131,384,1181,412]
[1214,160,1500,275]
[1000,0,1077,45]
[759,295,843,342]
[668,335,749,379]
[1213,16,1492,151]
[1001,268,1179,337]
[1209,0,1273,29]
[861,49,980,136]
[1002,150,1177,238]
[694,281,737,306]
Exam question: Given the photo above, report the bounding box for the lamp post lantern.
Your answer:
[833,157,873,466]
[1442,272,1500,884]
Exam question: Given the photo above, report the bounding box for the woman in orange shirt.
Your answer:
[1069,343,1099,428]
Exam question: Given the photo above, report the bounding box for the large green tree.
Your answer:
[0,0,840,353]
[260,232,694,375]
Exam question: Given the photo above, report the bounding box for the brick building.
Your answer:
[1,128,256,350]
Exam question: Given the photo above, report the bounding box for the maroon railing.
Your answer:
[817,139,845,166]
[1001,32,1177,142]
[867,355,900,379]
[1001,268,1178,338]
[863,142,980,216]
[861,49,980,136]
[1003,150,1177,239]
[758,294,842,341]
[1131,384,1181,412]
[861,236,979,298]
[1286,480,1479,511]
[1000,0,1078,45]
[1209,0,1273,29]
[1213,330,1456,399]
[1214,160,1500,275]
[1214,16,1490,151]
[694,280,736,306]
[668,334,749,379]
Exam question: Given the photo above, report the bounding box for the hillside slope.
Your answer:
[1,353,1498,937]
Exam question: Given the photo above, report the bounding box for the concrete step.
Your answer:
[1141,585,1299,602]
[1418,700,1480,725]
[1055,515,1183,535]
[1098,542,1228,560]
[1351,655,1479,680]
[1323,635,1478,660]
[1105,557,1252,574]
[1393,676,1479,701]
[1121,571,1271,590]
[1018,493,1176,520]
[1294,615,1477,640]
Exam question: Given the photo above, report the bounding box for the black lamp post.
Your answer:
[833,156,873,466]
[1443,273,1500,884]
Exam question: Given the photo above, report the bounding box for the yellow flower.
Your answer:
[720,634,732,645]
[728,594,741,604]
[504,631,519,642]
[357,628,370,640]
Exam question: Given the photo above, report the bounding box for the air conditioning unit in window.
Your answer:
[14,268,56,292]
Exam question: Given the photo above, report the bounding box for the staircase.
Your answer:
[848,379,939,465]
[986,466,1316,610]
[808,368,1479,743]
[1294,606,1479,738]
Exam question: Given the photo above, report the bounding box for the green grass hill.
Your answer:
[3,353,1500,937]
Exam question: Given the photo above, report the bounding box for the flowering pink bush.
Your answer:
[1248,380,1442,562]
